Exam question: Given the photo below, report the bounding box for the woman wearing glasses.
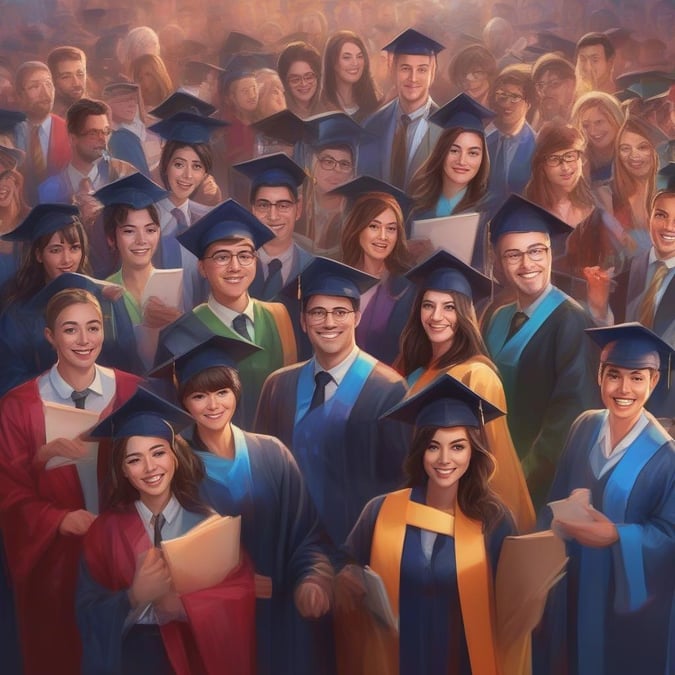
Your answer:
[448,45,497,109]
[278,42,322,119]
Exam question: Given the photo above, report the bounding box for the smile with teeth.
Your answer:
[433,467,454,478]
[613,397,635,407]
[142,474,164,486]
[73,348,94,355]
[519,270,540,279]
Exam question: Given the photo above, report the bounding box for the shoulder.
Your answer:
[50,114,67,132]
[363,99,396,126]
[263,360,306,386]
[370,359,407,387]
[0,377,39,408]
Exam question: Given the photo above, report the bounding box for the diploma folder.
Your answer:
[411,212,481,265]
[161,514,241,594]
[362,566,399,632]
[141,267,183,309]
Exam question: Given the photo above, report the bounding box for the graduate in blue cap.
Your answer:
[157,198,298,430]
[77,386,256,675]
[255,256,409,549]
[396,248,534,532]
[151,334,335,675]
[0,286,141,675]
[336,373,519,675]
[484,194,598,508]
[359,28,445,190]
[539,323,675,675]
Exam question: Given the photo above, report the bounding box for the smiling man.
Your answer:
[255,257,409,548]
[484,194,597,507]
[47,46,87,118]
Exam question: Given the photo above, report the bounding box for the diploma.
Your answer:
[411,212,481,265]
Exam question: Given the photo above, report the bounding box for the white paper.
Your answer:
[141,268,183,309]
[411,212,481,265]
[362,566,399,632]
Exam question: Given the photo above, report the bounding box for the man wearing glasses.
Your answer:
[255,257,408,549]
[486,64,536,202]
[484,194,597,508]
[531,54,577,129]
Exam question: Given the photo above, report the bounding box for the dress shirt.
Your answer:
[38,363,116,413]
[207,294,256,342]
[313,344,360,402]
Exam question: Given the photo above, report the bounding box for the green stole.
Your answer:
[106,270,142,325]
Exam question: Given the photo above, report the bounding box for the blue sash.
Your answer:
[406,367,424,389]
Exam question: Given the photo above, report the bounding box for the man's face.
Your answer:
[198,238,257,307]
[53,58,86,105]
[599,364,657,422]
[649,194,675,260]
[301,293,360,363]
[497,231,551,304]
[534,69,575,119]
[71,113,110,163]
[107,93,138,125]
[394,54,434,112]
[492,83,530,133]
[252,185,301,251]
[18,67,54,119]
[229,76,259,114]
[576,45,613,88]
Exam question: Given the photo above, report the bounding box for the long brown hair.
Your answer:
[340,192,411,275]
[277,41,322,115]
[404,425,507,529]
[409,127,490,216]
[396,287,489,375]
[525,123,595,210]
[130,53,173,104]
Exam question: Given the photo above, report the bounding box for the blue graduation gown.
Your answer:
[537,410,675,675]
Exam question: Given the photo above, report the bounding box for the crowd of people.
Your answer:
[0,0,673,673]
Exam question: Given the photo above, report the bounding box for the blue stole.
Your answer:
[577,417,665,675]
[485,287,567,400]
[406,367,424,389]
[292,351,377,545]
[434,188,466,218]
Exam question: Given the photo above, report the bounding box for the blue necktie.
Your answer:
[262,258,283,299]
[232,314,252,341]
[162,208,189,268]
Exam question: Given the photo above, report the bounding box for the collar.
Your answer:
[398,96,432,122]
[38,115,52,134]
[519,283,553,316]
[313,344,360,385]
[259,242,294,268]
[67,159,99,186]
[48,362,105,399]
[136,494,181,523]
[597,410,650,459]
[648,247,675,269]
[207,293,255,324]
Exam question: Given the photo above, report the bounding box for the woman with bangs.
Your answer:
[278,41,322,119]
[448,45,498,109]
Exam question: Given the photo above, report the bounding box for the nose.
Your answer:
[323,310,337,327]
[75,327,88,344]
[227,254,241,271]
[206,393,219,409]
[438,446,451,464]
[618,375,631,395]
[62,247,74,265]
[430,304,443,321]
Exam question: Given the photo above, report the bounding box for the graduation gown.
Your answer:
[484,288,599,508]
[78,505,256,675]
[254,350,409,548]
[0,370,140,675]
[538,410,675,675]
[194,426,334,675]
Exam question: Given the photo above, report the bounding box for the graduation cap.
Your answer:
[250,109,307,146]
[405,248,494,304]
[94,172,168,208]
[149,334,261,386]
[0,109,26,134]
[101,81,139,99]
[613,88,641,103]
[585,322,674,374]
[297,256,378,300]
[658,162,675,191]
[305,111,366,152]
[220,53,275,90]
[183,61,225,84]
[149,92,217,120]
[89,386,194,441]
[615,68,675,92]
[157,313,215,362]
[534,31,576,62]
[148,111,228,144]
[327,176,414,218]
[232,153,307,195]
[382,28,445,55]
[220,31,264,60]
[0,144,24,170]
[428,93,496,133]
[26,272,104,311]
[382,372,504,428]
[2,204,80,243]
[178,198,274,258]
[488,194,572,244]
[627,75,673,102]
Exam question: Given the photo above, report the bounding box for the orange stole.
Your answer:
[260,300,297,364]
[370,488,503,675]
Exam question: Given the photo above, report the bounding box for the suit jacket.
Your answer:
[486,122,536,200]
[359,98,441,189]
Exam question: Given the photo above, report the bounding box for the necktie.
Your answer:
[30,124,46,180]
[262,258,283,299]
[71,389,88,409]
[171,208,189,236]
[506,311,529,341]
[493,137,507,194]
[308,371,333,412]
[163,209,190,268]
[638,261,668,329]
[390,113,411,188]
[232,314,252,341]
[151,512,166,548]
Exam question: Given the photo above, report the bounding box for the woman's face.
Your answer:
[36,230,83,280]
[579,105,617,152]
[335,41,365,86]
[443,131,484,190]
[183,386,237,433]
[286,60,318,105]
[543,145,583,193]
[358,206,398,265]
[618,130,655,180]
[137,66,161,100]
[122,435,176,505]
[420,289,458,353]
[314,147,354,193]
[423,426,472,492]
[461,65,490,101]
[166,146,207,203]
[113,207,160,270]
[0,171,19,209]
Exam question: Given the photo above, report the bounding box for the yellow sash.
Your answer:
[258,300,297,365]
[370,488,503,675]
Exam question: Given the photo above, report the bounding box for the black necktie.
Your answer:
[506,311,529,341]
[71,389,89,409]
[390,113,411,188]
[309,371,333,412]
[152,512,166,548]
[232,314,252,341]
[263,258,283,299]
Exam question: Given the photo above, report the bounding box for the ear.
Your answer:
[353,310,362,328]
[44,326,55,349]
[300,309,307,334]
[197,259,207,279]
[35,247,43,264]
[649,369,660,392]
[295,194,304,220]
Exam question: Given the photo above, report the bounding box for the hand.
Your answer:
[59,509,96,536]
[129,548,172,608]
[334,565,366,614]
[101,283,124,302]
[583,266,614,321]
[254,574,273,599]
[35,437,89,467]
[143,296,182,329]
[154,591,186,623]
[294,579,331,619]
[199,175,219,201]
[555,507,619,548]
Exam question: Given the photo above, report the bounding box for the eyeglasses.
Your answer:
[494,90,525,104]
[535,79,565,93]
[501,245,550,266]
[317,155,353,172]
[305,307,355,324]
[254,199,296,214]
[464,69,488,80]
[203,250,257,266]
[544,150,582,167]
[288,72,317,86]
[79,128,112,139]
